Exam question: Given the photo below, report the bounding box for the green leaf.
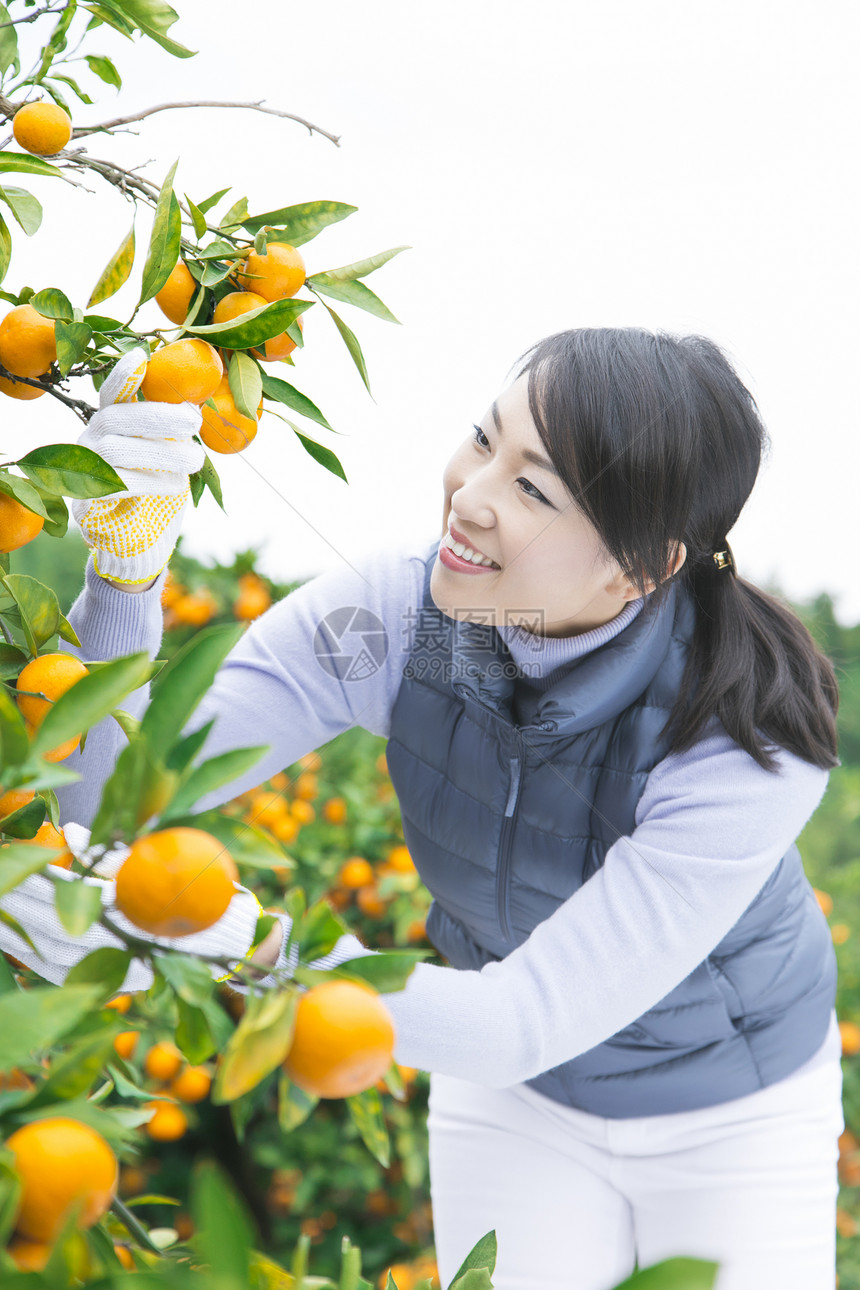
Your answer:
[87,223,135,307]
[53,875,104,936]
[298,898,348,962]
[30,1027,118,1104]
[0,685,33,767]
[0,1163,22,1251]
[189,297,311,348]
[66,946,132,994]
[197,187,230,216]
[219,196,248,230]
[198,451,224,511]
[309,276,399,323]
[194,236,236,261]
[29,287,74,321]
[228,350,262,421]
[38,786,60,829]
[277,1070,318,1131]
[0,211,10,286]
[175,996,216,1063]
[317,298,371,394]
[336,949,428,994]
[309,246,409,284]
[0,186,42,237]
[0,983,103,1069]
[213,990,297,1104]
[34,650,152,758]
[54,321,93,376]
[164,718,213,773]
[2,572,59,649]
[346,1086,390,1166]
[0,152,62,178]
[165,809,287,870]
[37,491,70,541]
[293,428,347,483]
[141,622,242,756]
[139,162,182,304]
[449,1271,493,1290]
[450,1232,497,1285]
[259,373,333,432]
[165,745,269,819]
[49,73,94,106]
[57,609,79,642]
[0,795,46,838]
[191,1162,254,1290]
[0,3,20,77]
[185,193,206,239]
[85,53,122,89]
[0,641,27,679]
[82,2,136,36]
[16,442,127,498]
[93,0,196,57]
[155,950,214,1006]
[0,470,50,519]
[610,1258,720,1289]
[242,201,357,243]
[0,906,38,957]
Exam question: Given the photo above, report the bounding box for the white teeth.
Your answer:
[444,531,499,569]
[452,541,466,557]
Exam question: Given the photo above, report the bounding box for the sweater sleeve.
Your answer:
[378,727,831,1087]
[56,542,430,829]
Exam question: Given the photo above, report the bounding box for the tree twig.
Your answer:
[71,99,341,146]
[0,362,96,423]
[0,2,67,30]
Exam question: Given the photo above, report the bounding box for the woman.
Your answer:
[2,329,844,1290]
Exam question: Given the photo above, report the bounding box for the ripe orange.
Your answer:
[832,924,851,945]
[113,1244,135,1270]
[143,1040,183,1082]
[385,845,415,874]
[814,889,833,917]
[7,1237,52,1271]
[212,289,302,362]
[104,993,132,1014]
[0,304,57,377]
[6,1116,118,1241]
[12,101,72,155]
[258,314,303,363]
[294,772,318,801]
[143,1099,188,1142]
[299,751,323,773]
[290,799,315,826]
[168,1065,211,1103]
[840,1020,860,1056]
[0,494,44,553]
[237,242,306,302]
[271,814,299,845]
[113,1031,139,1061]
[25,724,81,763]
[115,826,238,937]
[338,856,373,889]
[356,886,387,919]
[323,797,347,825]
[140,338,223,405]
[199,374,260,454]
[15,652,88,729]
[0,787,36,818]
[282,979,396,1099]
[21,820,74,868]
[171,587,217,626]
[233,572,271,620]
[155,260,196,324]
[0,373,45,399]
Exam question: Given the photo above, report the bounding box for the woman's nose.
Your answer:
[449,466,497,530]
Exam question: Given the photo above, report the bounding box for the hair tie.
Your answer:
[712,541,735,573]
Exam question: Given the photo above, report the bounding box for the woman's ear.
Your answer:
[614,542,687,600]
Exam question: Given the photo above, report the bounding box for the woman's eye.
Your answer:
[471,424,550,504]
[472,424,489,448]
[517,478,549,504]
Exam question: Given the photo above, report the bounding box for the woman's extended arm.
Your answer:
[375,727,831,1085]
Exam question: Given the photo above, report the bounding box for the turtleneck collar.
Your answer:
[498,597,645,691]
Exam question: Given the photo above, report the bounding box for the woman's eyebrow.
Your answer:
[490,400,560,476]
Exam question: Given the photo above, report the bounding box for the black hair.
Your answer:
[513,327,839,771]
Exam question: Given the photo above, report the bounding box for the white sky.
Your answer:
[6,0,860,622]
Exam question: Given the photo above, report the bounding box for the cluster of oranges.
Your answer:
[161,567,272,629]
[148,240,307,454]
[230,754,324,853]
[331,844,422,935]
[813,887,860,1057]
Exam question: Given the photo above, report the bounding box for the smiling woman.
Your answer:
[4,327,845,1290]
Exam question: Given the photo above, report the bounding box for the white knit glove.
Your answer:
[0,823,375,994]
[72,348,204,585]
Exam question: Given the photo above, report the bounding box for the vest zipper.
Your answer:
[497,748,522,942]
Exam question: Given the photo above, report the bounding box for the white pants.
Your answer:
[427,1013,844,1290]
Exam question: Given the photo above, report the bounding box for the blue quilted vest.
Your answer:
[385,541,837,1117]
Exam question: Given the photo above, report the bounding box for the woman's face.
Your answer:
[431,373,639,637]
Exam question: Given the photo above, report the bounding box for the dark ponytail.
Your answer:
[513,328,839,771]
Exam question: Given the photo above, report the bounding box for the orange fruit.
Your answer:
[17,820,74,869]
[115,826,238,937]
[143,1099,188,1142]
[298,752,322,772]
[338,857,373,889]
[6,1116,118,1241]
[26,724,81,763]
[15,652,88,729]
[385,845,415,874]
[237,242,306,302]
[294,772,318,801]
[171,587,217,626]
[168,1065,211,1103]
[257,314,303,363]
[143,1040,183,1082]
[290,799,315,826]
[814,888,833,917]
[0,304,57,378]
[283,979,396,1099]
[271,814,299,845]
[323,797,347,825]
[0,373,45,399]
[356,886,387,919]
[12,101,72,155]
[213,291,304,362]
[161,569,184,608]
[155,260,196,324]
[113,1244,135,1270]
[406,918,427,942]
[248,792,288,828]
[0,786,36,817]
[832,924,851,945]
[840,1021,860,1056]
[199,373,260,455]
[140,338,223,405]
[113,1031,139,1061]
[0,494,44,553]
[104,993,132,1014]
[7,1237,52,1270]
[233,572,271,620]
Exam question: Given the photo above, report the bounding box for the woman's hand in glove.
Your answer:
[72,347,204,587]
